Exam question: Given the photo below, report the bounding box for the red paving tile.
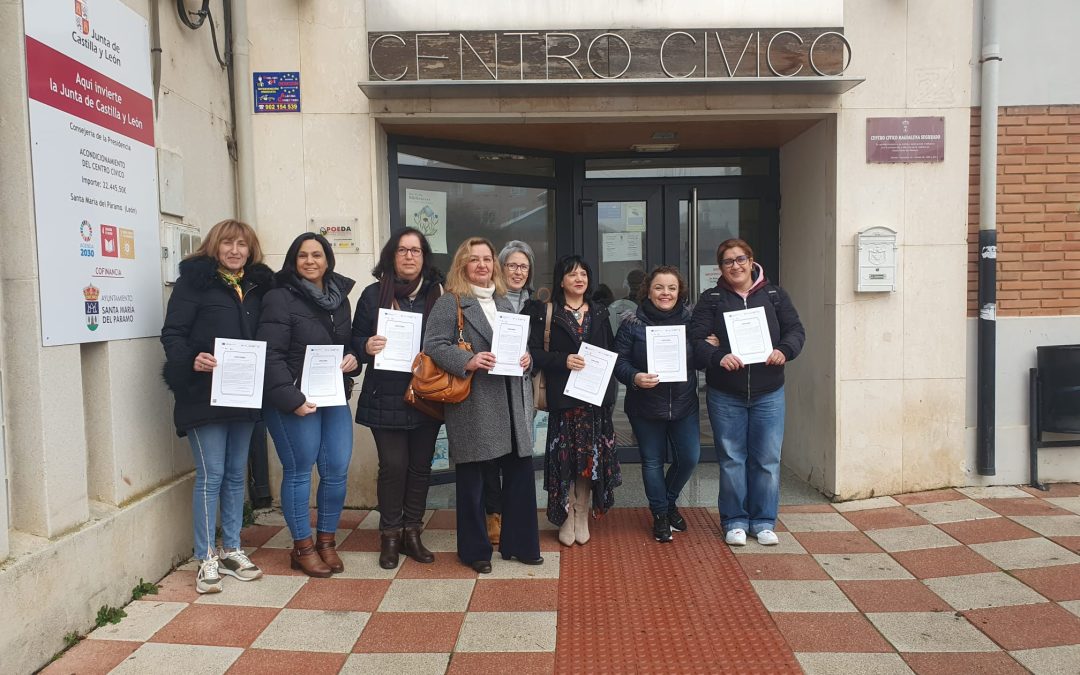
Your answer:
[447,652,556,675]
[771,613,894,653]
[425,509,457,529]
[736,554,830,580]
[285,578,391,612]
[150,605,279,648]
[894,489,965,506]
[1054,536,1080,553]
[226,649,347,674]
[556,508,801,673]
[39,639,141,675]
[539,530,563,552]
[901,652,1029,675]
[353,612,463,653]
[964,602,1080,650]
[1011,564,1080,601]
[1022,483,1080,497]
[469,579,560,611]
[246,548,305,577]
[337,528,380,552]
[792,531,883,554]
[779,503,836,514]
[396,554,479,579]
[892,545,1000,579]
[842,506,929,531]
[239,525,282,548]
[977,498,1075,517]
[937,517,1038,545]
[837,580,952,613]
[149,570,201,603]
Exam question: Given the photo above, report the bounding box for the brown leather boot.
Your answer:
[315,531,344,573]
[379,530,402,570]
[402,526,434,563]
[291,537,332,578]
[486,513,502,546]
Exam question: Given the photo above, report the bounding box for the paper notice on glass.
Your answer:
[563,343,618,406]
[374,308,423,373]
[645,325,687,382]
[490,311,530,376]
[210,338,266,408]
[405,188,448,253]
[601,232,642,262]
[300,344,346,407]
[723,306,773,365]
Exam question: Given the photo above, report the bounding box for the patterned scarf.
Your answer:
[218,268,244,300]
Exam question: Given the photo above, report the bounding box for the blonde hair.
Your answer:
[192,219,264,266]
[444,237,506,296]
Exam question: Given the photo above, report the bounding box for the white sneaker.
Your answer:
[218,548,263,581]
[724,528,747,546]
[756,529,780,546]
[196,557,222,594]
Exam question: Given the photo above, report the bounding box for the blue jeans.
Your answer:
[187,421,255,560]
[629,412,701,515]
[265,405,353,540]
[706,386,785,534]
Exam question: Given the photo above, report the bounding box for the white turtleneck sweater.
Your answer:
[471,283,497,326]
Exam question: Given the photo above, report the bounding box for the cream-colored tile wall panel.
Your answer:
[156,7,232,111]
[0,4,36,282]
[246,0,299,25]
[840,0,907,109]
[836,111,906,243]
[902,378,966,492]
[902,244,967,380]
[429,96,508,114]
[837,275,904,382]
[906,0,974,109]
[299,17,369,114]
[299,1,365,28]
[837,378,904,498]
[903,109,971,246]
[302,113,372,247]
[250,20,301,72]
[252,114,307,255]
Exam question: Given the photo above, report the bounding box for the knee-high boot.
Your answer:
[575,477,592,545]
[558,480,577,546]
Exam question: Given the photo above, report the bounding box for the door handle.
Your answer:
[690,187,699,299]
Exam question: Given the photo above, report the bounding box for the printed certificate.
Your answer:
[645,325,687,382]
[722,306,773,365]
[210,338,266,408]
[489,311,530,376]
[300,344,346,407]
[563,343,618,406]
[374,308,423,373]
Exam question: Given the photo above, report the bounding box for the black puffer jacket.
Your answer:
[613,305,698,420]
[351,277,442,430]
[160,256,274,436]
[689,265,805,398]
[528,301,618,410]
[257,270,361,413]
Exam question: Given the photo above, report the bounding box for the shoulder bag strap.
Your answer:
[543,302,553,350]
[450,292,465,344]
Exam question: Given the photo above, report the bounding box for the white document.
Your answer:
[490,311,530,376]
[601,232,643,262]
[300,344,346,407]
[645,325,687,383]
[374,308,423,373]
[563,342,618,406]
[210,338,266,409]
[723,306,773,365]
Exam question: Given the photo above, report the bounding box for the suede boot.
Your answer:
[558,481,577,546]
[574,477,592,545]
[291,537,332,578]
[402,526,434,563]
[379,530,402,569]
[315,531,344,573]
[486,513,502,546]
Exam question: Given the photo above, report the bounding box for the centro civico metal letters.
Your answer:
[368,29,851,82]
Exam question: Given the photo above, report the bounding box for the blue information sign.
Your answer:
[253,71,300,113]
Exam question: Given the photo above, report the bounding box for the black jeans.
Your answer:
[372,424,440,531]
[481,460,502,514]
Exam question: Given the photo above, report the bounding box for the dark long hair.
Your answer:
[372,227,438,282]
[282,233,335,279]
[551,254,596,307]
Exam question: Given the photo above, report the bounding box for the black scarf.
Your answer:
[639,298,686,326]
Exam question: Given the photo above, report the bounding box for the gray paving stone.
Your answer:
[488,552,560,579]
[924,572,1048,610]
[777,513,857,532]
[866,612,999,652]
[1009,515,1080,537]
[357,511,381,529]
[110,643,243,675]
[865,525,960,553]
[908,499,1000,524]
[833,496,901,512]
[1046,497,1080,516]
[87,600,187,642]
[194,574,307,608]
[1010,644,1080,675]
[340,653,450,674]
[417,529,457,552]
[377,579,475,612]
[749,580,856,612]
[970,537,1080,570]
[1060,600,1080,619]
[333,552,402,579]
[956,486,1033,499]
[730,531,807,555]
[455,611,557,652]
[251,608,369,652]
[796,652,914,675]
[813,553,914,580]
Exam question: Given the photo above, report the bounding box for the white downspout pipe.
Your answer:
[229,0,256,223]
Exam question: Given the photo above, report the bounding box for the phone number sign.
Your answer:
[253,71,300,113]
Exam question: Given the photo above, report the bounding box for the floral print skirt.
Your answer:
[544,405,621,526]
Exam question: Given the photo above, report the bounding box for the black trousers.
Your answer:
[481,460,502,514]
[456,452,541,564]
[372,424,441,531]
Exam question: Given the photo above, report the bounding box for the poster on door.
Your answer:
[24,0,162,346]
[405,188,448,254]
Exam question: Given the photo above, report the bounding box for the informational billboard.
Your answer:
[24,0,162,345]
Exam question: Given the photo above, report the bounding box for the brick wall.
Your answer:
[968,105,1080,316]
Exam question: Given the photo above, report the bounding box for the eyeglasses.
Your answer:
[720,255,750,268]
[504,263,530,273]
[396,247,423,258]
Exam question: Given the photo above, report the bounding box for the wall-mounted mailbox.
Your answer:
[857,226,897,292]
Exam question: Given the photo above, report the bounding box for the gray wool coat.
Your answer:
[423,291,534,464]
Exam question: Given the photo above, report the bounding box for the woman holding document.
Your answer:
[162,219,273,594]
[614,266,699,543]
[529,255,620,547]
[258,233,361,577]
[423,237,540,574]
[690,238,804,547]
[352,228,444,569]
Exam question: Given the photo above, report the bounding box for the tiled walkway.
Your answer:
[46,483,1080,674]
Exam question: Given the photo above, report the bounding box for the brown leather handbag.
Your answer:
[404,293,473,420]
[532,302,553,411]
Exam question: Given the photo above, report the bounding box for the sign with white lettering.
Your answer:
[866,117,945,163]
[24,0,162,345]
